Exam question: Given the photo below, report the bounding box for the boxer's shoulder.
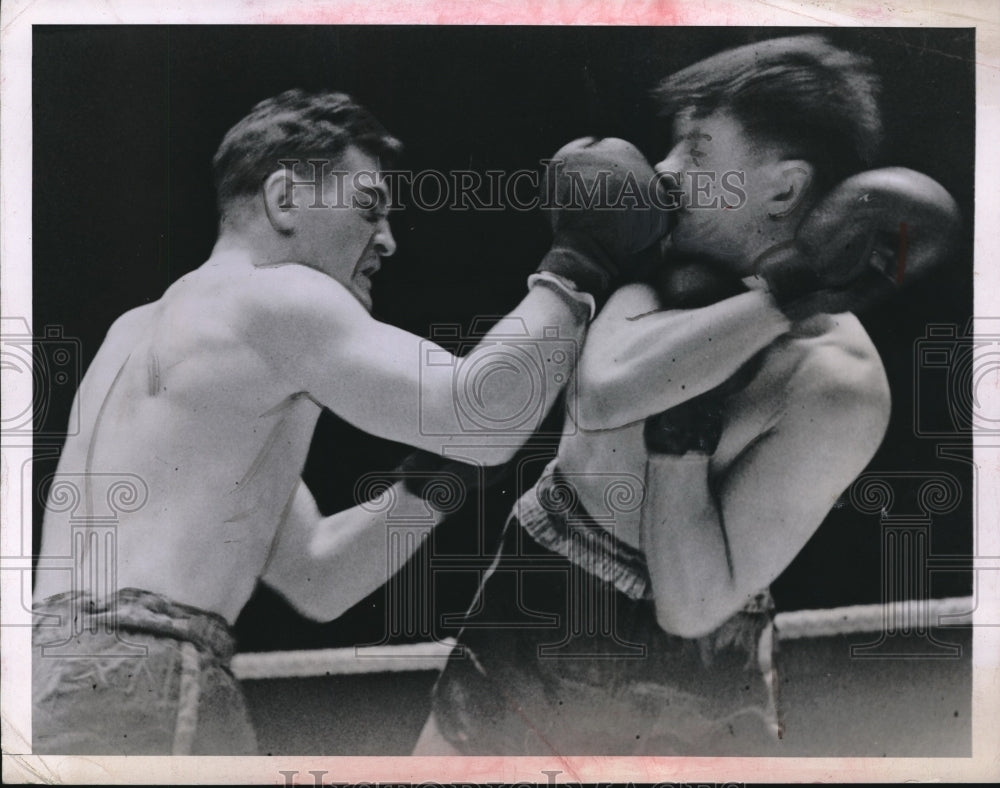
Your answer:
[106,301,157,334]
[783,312,890,420]
[232,260,368,330]
[157,259,368,350]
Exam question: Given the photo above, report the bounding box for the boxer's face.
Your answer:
[654,108,780,277]
[291,146,396,311]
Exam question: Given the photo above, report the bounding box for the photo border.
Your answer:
[2,0,997,783]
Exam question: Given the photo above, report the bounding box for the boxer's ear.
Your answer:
[765,160,814,220]
[261,169,297,235]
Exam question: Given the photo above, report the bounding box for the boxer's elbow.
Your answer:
[262,576,352,623]
[283,586,352,623]
[576,389,615,431]
[651,575,745,639]
[654,596,736,640]
[576,367,632,430]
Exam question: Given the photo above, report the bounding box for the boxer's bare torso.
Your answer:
[34,255,326,622]
[34,231,588,623]
[557,283,889,552]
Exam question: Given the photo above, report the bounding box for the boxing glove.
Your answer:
[655,259,748,309]
[760,167,961,317]
[644,390,727,456]
[644,355,764,456]
[537,137,675,305]
[396,449,508,511]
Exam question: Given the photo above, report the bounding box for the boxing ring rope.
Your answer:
[231,595,974,680]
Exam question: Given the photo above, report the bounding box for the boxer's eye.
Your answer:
[359,187,390,223]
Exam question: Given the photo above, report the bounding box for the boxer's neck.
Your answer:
[211,220,299,269]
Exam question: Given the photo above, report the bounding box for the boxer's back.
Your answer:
[34,255,323,622]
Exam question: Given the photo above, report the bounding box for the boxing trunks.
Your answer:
[32,587,258,755]
[431,460,782,755]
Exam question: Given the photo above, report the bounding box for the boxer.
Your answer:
[415,35,960,755]
[31,90,667,754]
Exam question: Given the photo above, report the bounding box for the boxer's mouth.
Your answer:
[356,260,381,278]
[655,176,685,212]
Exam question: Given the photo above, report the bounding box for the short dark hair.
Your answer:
[212,88,402,212]
[653,35,882,189]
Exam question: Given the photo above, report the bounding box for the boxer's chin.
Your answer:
[668,220,744,273]
[350,277,374,312]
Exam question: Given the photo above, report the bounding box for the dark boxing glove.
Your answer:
[644,355,764,456]
[759,167,961,318]
[644,391,727,456]
[396,449,508,511]
[537,137,674,306]
[655,259,749,309]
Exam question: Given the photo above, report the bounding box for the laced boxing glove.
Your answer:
[759,167,961,319]
[536,137,675,307]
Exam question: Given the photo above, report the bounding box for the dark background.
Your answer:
[32,26,975,652]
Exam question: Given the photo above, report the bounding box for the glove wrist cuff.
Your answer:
[527,271,596,321]
[536,235,615,305]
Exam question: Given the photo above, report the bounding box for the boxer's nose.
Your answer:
[654,151,685,210]
[373,218,396,258]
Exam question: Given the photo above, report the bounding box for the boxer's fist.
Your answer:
[537,137,674,304]
[760,167,961,318]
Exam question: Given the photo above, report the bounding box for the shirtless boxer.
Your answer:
[31,89,668,754]
[414,36,960,755]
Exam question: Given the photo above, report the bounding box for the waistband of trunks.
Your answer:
[34,587,236,664]
[514,459,654,601]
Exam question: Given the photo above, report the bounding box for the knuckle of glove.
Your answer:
[794,167,961,292]
[544,137,671,259]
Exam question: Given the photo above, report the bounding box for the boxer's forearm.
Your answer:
[580,290,789,429]
[644,351,890,637]
[417,283,588,462]
[306,484,443,621]
[641,454,742,638]
[262,481,444,622]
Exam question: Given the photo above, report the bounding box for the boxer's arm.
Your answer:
[243,266,587,463]
[577,284,791,430]
[261,480,445,622]
[642,346,890,638]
